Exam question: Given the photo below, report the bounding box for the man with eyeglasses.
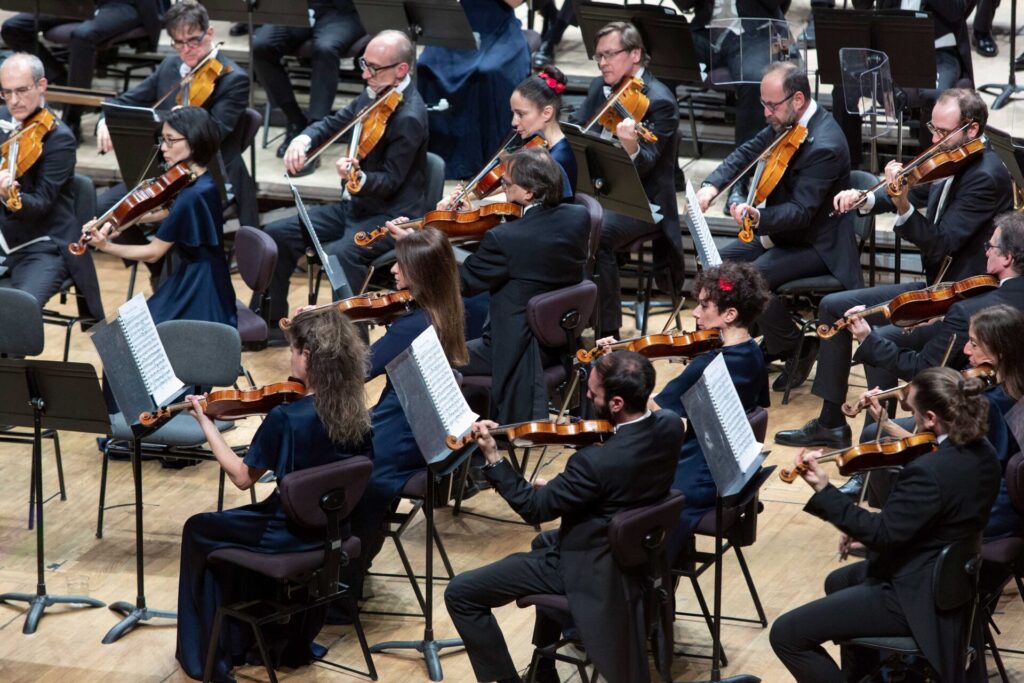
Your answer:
[0,53,104,326]
[265,30,428,329]
[568,21,681,342]
[0,1,167,141]
[696,61,861,395]
[251,1,366,158]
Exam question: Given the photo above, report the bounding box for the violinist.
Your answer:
[833,89,1012,282]
[175,308,371,682]
[510,66,576,196]
[568,21,682,340]
[266,30,428,326]
[0,53,104,323]
[445,351,683,683]
[84,107,236,328]
[696,61,861,393]
[770,366,999,683]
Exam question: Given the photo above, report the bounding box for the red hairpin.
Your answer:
[539,74,565,94]
[718,278,734,292]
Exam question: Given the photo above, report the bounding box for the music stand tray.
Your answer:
[351,0,476,49]
[102,102,162,188]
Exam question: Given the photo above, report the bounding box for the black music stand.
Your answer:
[287,179,354,304]
[102,102,162,187]
[985,126,1024,197]
[0,358,109,634]
[350,0,476,50]
[979,0,1024,110]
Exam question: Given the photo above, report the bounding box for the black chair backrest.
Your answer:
[607,490,686,569]
[746,405,768,443]
[574,193,604,266]
[848,169,878,246]
[234,225,278,294]
[422,152,446,215]
[279,456,373,529]
[157,320,241,387]
[1005,452,1024,517]
[71,174,97,228]
[526,280,598,349]
[0,288,44,356]
[933,534,982,612]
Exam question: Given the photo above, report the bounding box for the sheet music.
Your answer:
[410,327,477,439]
[684,181,722,267]
[117,294,183,406]
[702,354,761,471]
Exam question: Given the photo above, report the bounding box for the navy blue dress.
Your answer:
[983,385,1023,540]
[176,396,368,682]
[653,339,769,562]
[148,172,237,327]
[549,137,577,197]
[418,0,530,179]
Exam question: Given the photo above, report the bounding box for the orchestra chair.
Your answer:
[619,232,684,337]
[575,193,604,331]
[672,406,772,665]
[203,455,378,683]
[96,320,254,539]
[776,168,877,405]
[0,288,67,528]
[517,490,686,683]
[221,107,264,225]
[41,174,101,362]
[838,535,984,682]
[233,225,278,386]
[42,22,154,94]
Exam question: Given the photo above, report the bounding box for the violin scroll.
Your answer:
[738,213,756,243]
[778,464,806,483]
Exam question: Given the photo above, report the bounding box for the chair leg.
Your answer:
[96,444,110,539]
[986,623,1011,683]
[733,545,768,627]
[351,599,379,680]
[782,329,806,406]
[217,469,226,511]
[524,646,544,683]
[203,607,227,683]
[249,487,257,505]
[249,616,279,683]
[391,525,428,614]
[432,519,455,580]
[51,432,67,501]
[685,574,728,666]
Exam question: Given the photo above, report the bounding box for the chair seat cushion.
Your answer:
[236,302,268,343]
[776,275,844,295]
[694,506,739,536]
[543,364,566,389]
[982,536,1024,565]
[208,537,362,580]
[516,593,570,612]
[45,23,148,47]
[461,375,492,389]
[844,636,920,654]
[401,470,428,499]
[110,412,233,446]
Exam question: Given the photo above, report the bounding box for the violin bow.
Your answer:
[295,85,398,173]
[705,126,794,207]
[660,296,688,334]
[452,130,522,207]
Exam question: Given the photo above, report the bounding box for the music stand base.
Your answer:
[102,601,176,644]
[686,676,761,683]
[979,83,1024,110]
[0,591,105,634]
[369,637,463,681]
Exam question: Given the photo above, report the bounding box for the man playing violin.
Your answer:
[265,29,429,327]
[0,53,103,324]
[445,350,683,683]
[696,61,862,392]
[569,21,681,340]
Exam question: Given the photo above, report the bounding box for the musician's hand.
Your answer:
[184,393,212,426]
[97,120,113,154]
[472,420,500,464]
[860,386,887,423]
[838,532,852,560]
[884,160,910,211]
[731,203,757,228]
[615,117,639,156]
[696,185,717,212]
[533,477,548,489]
[335,156,356,178]
[833,189,866,214]
[84,220,114,250]
[283,136,311,175]
[386,218,413,240]
[883,160,905,188]
[849,315,872,343]
[0,169,12,198]
[437,186,466,211]
[596,336,618,350]
[796,448,829,492]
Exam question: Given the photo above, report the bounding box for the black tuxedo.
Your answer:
[445,410,683,683]
[459,202,589,424]
[772,438,1000,681]
[569,71,681,336]
[265,85,429,320]
[0,107,103,321]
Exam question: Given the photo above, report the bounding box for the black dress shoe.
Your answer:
[974,31,998,57]
[771,337,819,392]
[532,40,555,69]
[290,156,321,178]
[838,472,865,499]
[229,22,249,37]
[799,21,815,49]
[775,418,852,449]
[1015,52,1024,70]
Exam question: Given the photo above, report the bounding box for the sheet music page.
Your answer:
[410,326,478,439]
[684,180,723,267]
[703,354,761,470]
[117,294,184,406]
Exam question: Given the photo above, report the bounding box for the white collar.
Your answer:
[798,99,817,128]
[368,75,411,99]
[936,433,948,444]
[614,409,652,432]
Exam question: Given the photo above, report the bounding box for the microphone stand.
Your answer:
[979,0,1024,109]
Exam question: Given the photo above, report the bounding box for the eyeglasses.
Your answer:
[593,48,628,63]
[760,91,796,113]
[159,135,187,147]
[359,57,401,77]
[984,241,1002,253]
[170,33,205,50]
[926,120,968,137]
[499,177,520,189]
[0,82,39,100]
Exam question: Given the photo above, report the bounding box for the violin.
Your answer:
[737,124,809,243]
[138,378,307,427]
[279,289,414,329]
[153,43,232,109]
[575,329,723,363]
[69,163,197,255]
[1,107,58,212]
[583,77,657,143]
[353,202,523,248]
[841,363,995,417]
[446,418,614,450]
[816,275,999,339]
[454,133,547,205]
[778,432,939,483]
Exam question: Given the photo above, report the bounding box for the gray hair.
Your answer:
[995,211,1024,274]
[375,29,415,67]
[1,53,45,83]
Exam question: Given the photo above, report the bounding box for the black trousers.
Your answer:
[594,211,661,337]
[809,282,928,407]
[0,6,143,126]
[973,0,1000,34]
[719,239,830,356]
[252,12,365,127]
[445,543,567,682]
[771,561,912,682]
[263,201,393,321]
[538,0,576,45]
[690,30,765,147]
[0,240,70,308]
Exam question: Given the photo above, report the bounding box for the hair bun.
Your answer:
[960,376,986,397]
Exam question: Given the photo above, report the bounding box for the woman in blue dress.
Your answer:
[175,309,372,682]
[348,227,468,591]
[417,0,530,179]
[85,106,236,327]
[610,262,771,564]
[510,65,576,197]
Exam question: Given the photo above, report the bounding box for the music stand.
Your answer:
[102,102,162,188]
[985,126,1024,202]
[0,358,109,634]
[839,48,896,173]
[979,0,1024,110]
[287,179,354,304]
[350,0,476,50]
[708,17,804,86]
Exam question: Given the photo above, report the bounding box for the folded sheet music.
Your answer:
[683,180,722,268]
[117,294,183,407]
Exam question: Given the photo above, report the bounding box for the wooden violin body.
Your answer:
[354,202,523,247]
[279,289,414,329]
[2,107,58,211]
[585,77,657,143]
[816,275,999,339]
[888,138,985,196]
[346,88,403,194]
[446,418,614,450]
[297,86,401,176]
[779,432,938,483]
[177,55,232,108]
[737,124,809,243]
[139,379,307,426]
[576,329,722,363]
[466,134,547,201]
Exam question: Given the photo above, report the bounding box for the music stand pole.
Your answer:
[979,0,1024,109]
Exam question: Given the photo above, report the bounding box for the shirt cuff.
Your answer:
[858,191,876,214]
[628,147,640,161]
[295,134,313,152]
[893,203,915,227]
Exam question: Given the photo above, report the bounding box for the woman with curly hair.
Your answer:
[175,310,371,682]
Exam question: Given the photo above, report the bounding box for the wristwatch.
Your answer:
[482,457,505,470]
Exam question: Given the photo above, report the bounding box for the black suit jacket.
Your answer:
[872,146,1011,282]
[303,86,428,231]
[0,106,104,320]
[460,203,589,424]
[485,410,683,683]
[855,276,1024,379]
[805,438,1000,681]
[569,72,682,270]
[705,105,863,289]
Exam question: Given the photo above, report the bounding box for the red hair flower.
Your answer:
[718,278,733,292]
[540,74,566,94]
